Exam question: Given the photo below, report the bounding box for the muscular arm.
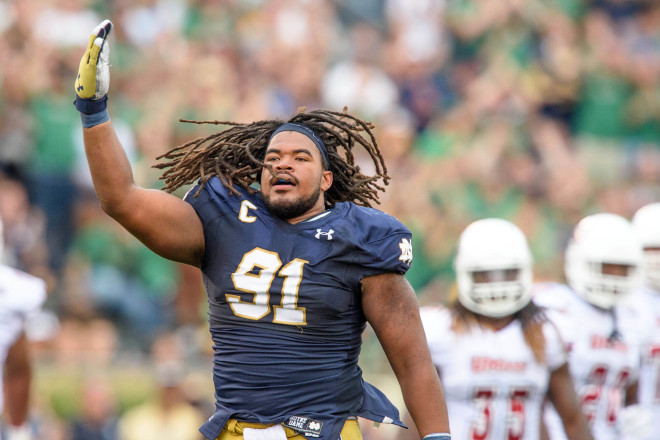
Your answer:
[547,363,594,440]
[4,333,32,426]
[362,273,450,437]
[83,121,204,267]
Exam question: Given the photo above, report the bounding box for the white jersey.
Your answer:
[621,287,660,438]
[420,305,566,440]
[0,264,46,413]
[533,283,642,440]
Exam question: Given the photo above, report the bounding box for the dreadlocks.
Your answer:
[450,301,549,365]
[154,108,390,208]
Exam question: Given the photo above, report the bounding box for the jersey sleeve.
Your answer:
[348,206,413,277]
[183,180,227,220]
[618,289,654,350]
[532,283,577,349]
[531,282,573,310]
[184,179,232,268]
[542,320,568,371]
[23,280,46,319]
[4,267,47,321]
[420,306,453,365]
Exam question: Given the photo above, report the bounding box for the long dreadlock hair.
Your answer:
[154,108,390,208]
[450,300,549,365]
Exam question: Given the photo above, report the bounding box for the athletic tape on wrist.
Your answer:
[422,433,451,440]
[80,108,109,128]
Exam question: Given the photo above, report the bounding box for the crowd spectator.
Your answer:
[69,378,120,440]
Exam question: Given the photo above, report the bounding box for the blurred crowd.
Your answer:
[0,0,659,439]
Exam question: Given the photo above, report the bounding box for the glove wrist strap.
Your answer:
[422,433,451,440]
[74,94,108,114]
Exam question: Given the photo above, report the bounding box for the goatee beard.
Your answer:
[263,186,321,220]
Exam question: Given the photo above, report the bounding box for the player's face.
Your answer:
[261,131,333,222]
[472,268,520,283]
[600,262,631,276]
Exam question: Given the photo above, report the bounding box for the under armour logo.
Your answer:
[399,238,413,265]
[315,228,334,240]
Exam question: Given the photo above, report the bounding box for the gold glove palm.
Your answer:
[74,20,112,113]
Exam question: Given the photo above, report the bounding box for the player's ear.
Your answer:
[321,170,333,191]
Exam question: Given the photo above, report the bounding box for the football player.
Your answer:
[534,213,652,440]
[73,20,451,440]
[629,202,660,439]
[0,218,47,440]
[402,218,592,440]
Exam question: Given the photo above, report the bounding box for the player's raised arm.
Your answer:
[73,21,204,267]
[361,272,451,440]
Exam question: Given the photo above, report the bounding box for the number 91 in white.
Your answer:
[228,248,308,325]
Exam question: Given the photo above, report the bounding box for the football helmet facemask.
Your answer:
[565,213,643,309]
[454,218,533,318]
[632,202,660,292]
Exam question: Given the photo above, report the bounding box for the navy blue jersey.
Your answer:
[185,177,413,440]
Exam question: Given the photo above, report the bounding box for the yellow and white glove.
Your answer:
[74,19,112,115]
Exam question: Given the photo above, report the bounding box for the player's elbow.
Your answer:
[97,194,138,231]
[95,184,140,220]
[98,194,126,219]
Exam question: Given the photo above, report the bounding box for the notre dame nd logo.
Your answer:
[398,238,413,265]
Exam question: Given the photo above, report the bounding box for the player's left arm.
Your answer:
[362,272,450,439]
[546,363,594,440]
[4,332,32,431]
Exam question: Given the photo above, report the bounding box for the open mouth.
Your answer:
[271,175,297,187]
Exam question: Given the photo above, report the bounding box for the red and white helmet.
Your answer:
[632,202,660,292]
[565,213,643,309]
[454,218,533,318]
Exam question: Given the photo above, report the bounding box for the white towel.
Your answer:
[243,425,288,440]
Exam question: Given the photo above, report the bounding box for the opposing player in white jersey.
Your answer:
[0,218,47,440]
[533,213,651,440]
[401,219,593,440]
[629,203,660,439]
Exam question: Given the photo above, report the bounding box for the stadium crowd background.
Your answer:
[0,0,659,439]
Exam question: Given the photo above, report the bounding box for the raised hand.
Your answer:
[74,19,113,114]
